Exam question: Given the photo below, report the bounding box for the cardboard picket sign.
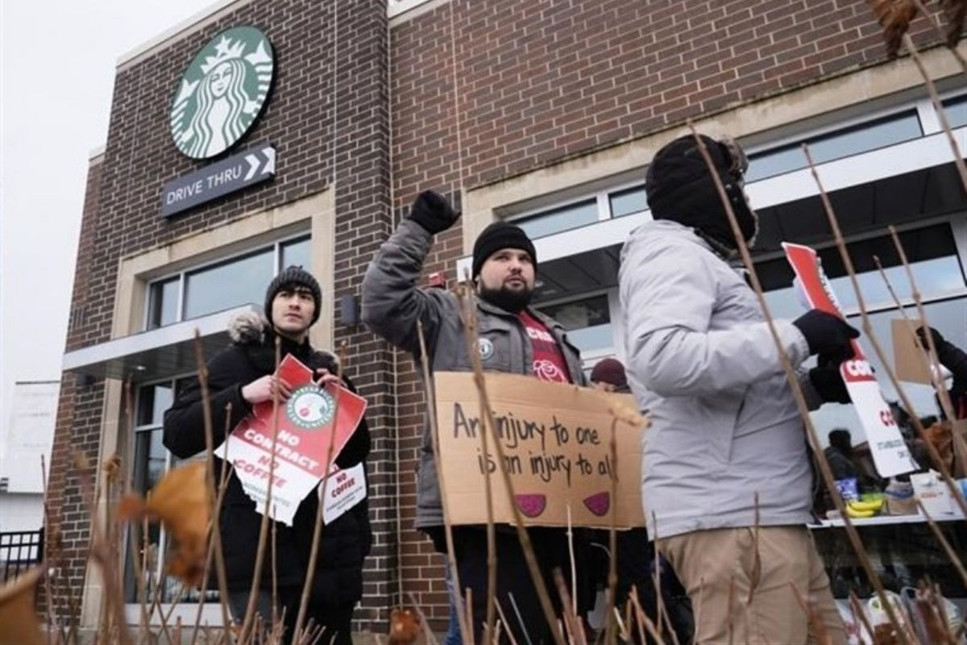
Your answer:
[892,319,934,384]
[215,354,367,525]
[434,371,647,529]
[783,243,916,478]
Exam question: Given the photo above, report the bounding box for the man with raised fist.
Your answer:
[362,190,590,643]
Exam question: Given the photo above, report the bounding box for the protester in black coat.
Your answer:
[917,325,967,419]
[163,266,370,645]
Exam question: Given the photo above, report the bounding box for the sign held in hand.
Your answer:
[216,354,367,525]
[783,243,916,478]
[434,371,647,529]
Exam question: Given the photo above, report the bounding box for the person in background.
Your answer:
[825,428,861,482]
[916,325,967,419]
[588,357,693,644]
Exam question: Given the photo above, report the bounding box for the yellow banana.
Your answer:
[845,505,875,518]
[848,499,884,512]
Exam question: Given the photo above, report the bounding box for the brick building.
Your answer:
[51,0,966,633]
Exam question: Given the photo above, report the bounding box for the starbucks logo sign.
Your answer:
[286,385,336,430]
[170,26,274,159]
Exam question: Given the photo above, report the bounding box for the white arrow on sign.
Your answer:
[244,147,276,181]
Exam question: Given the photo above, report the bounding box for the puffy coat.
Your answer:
[619,219,822,540]
[163,313,371,603]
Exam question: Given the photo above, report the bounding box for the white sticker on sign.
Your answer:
[320,462,367,524]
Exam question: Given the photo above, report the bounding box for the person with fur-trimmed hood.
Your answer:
[163,266,371,645]
[619,135,857,643]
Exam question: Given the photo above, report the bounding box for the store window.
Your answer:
[125,378,216,605]
[609,186,648,219]
[745,109,924,182]
[755,221,966,437]
[757,224,965,319]
[511,183,649,240]
[514,199,598,239]
[146,235,310,330]
[536,292,614,355]
[941,93,967,129]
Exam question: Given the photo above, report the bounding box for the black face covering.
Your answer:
[646,135,758,252]
[478,285,533,313]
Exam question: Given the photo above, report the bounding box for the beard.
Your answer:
[478,284,533,313]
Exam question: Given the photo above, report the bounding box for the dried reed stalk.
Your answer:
[240,337,284,642]
[603,417,619,645]
[916,500,967,586]
[909,0,967,74]
[870,253,967,520]
[74,454,132,645]
[849,591,876,642]
[552,568,585,645]
[902,34,967,197]
[494,600,520,645]
[456,283,499,641]
[456,281,565,645]
[405,592,440,645]
[627,585,664,644]
[416,319,473,645]
[790,583,832,645]
[294,341,350,641]
[39,454,68,645]
[800,142,917,641]
[191,331,233,639]
[686,123,907,642]
[888,228,967,480]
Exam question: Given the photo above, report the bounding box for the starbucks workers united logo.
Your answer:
[170,26,274,159]
[287,385,336,430]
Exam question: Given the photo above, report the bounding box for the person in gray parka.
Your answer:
[361,190,591,644]
[619,134,857,644]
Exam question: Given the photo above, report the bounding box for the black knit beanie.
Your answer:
[264,265,322,326]
[645,134,757,251]
[472,222,537,279]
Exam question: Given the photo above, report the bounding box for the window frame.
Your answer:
[506,179,647,241]
[143,232,310,331]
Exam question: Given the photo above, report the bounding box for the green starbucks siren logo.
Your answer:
[170,26,274,159]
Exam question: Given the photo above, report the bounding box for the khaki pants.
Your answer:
[658,526,846,644]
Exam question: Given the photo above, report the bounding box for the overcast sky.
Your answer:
[1,0,210,438]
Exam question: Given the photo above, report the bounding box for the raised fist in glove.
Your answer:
[915,325,945,352]
[809,354,851,404]
[792,309,860,360]
[407,190,460,234]
[916,325,967,380]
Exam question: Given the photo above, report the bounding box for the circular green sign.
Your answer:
[169,26,274,159]
[286,385,336,431]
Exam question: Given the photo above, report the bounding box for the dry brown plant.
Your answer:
[0,566,46,645]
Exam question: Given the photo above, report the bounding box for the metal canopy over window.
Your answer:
[62,304,258,383]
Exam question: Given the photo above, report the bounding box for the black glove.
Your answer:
[915,325,945,352]
[792,310,860,360]
[916,325,967,380]
[809,354,851,404]
[407,190,459,234]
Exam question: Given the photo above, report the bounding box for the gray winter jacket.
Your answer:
[619,219,820,540]
[361,219,585,528]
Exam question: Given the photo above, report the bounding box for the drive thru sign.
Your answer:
[782,243,916,478]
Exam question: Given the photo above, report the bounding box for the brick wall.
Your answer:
[49,0,395,631]
[47,155,103,616]
[388,0,942,624]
